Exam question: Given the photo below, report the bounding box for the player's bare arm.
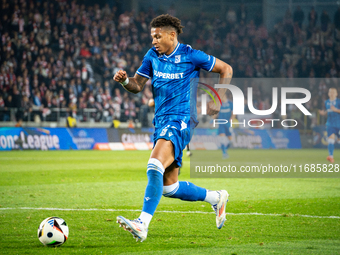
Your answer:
[207,58,233,115]
[113,70,149,94]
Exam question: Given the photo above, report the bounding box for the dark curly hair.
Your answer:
[150,14,184,35]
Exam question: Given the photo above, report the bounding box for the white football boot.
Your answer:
[116,216,148,242]
[212,190,229,229]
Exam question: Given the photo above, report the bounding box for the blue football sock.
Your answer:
[328,138,335,156]
[163,181,206,202]
[221,144,226,154]
[225,140,230,153]
[141,158,164,217]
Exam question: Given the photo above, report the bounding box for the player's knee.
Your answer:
[150,141,175,169]
[328,138,335,144]
[147,158,165,175]
[163,162,179,185]
[162,181,179,197]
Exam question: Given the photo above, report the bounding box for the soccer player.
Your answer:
[114,14,233,242]
[319,88,340,163]
[217,93,233,158]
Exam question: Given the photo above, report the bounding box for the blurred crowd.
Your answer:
[0,0,339,129]
[0,0,155,125]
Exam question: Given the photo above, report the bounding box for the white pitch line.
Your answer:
[0,207,339,219]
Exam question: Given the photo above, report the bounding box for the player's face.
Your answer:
[328,88,338,100]
[151,27,176,55]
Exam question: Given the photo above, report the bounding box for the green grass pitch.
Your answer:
[0,149,339,254]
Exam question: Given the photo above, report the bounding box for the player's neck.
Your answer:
[330,97,336,101]
[165,41,179,56]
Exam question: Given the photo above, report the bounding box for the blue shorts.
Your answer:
[153,119,192,168]
[327,126,340,137]
[218,124,232,137]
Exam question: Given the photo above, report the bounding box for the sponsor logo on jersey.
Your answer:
[154,70,184,79]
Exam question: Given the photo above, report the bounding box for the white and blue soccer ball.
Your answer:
[38,217,69,246]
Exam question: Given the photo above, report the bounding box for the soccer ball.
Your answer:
[38,217,69,246]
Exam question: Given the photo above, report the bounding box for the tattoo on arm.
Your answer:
[122,74,149,94]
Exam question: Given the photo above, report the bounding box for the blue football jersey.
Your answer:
[325,98,340,128]
[218,100,233,126]
[137,43,216,128]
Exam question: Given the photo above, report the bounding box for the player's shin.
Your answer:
[221,144,226,154]
[139,158,165,227]
[225,139,230,150]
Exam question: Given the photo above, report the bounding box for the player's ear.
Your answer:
[170,31,176,41]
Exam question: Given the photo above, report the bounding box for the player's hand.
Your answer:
[318,109,326,115]
[207,100,221,116]
[113,70,128,83]
[148,99,155,107]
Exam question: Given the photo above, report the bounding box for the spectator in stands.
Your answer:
[237,4,248,23]
[320,10,330,33]
[293,6,304,29]
[308,7,318,28]
[226,7,237,26]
